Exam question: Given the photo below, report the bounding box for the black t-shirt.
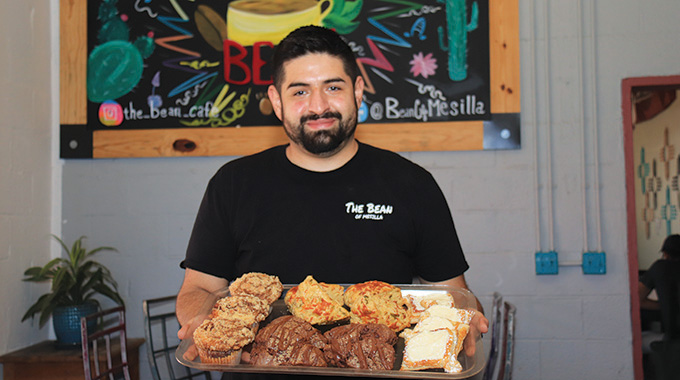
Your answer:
[640,259,680,337]
[640,259,680,291]
[182,142,468,284]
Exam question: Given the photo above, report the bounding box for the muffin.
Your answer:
[209,294,271,324]
[193,317,255,365]
[229,272,283,304]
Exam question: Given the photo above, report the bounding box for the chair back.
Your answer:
[80,305,131,380]
[143,295,212,380]
[483,292,517,380]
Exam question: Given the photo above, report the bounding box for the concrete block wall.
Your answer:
[4,0,680,379]
[0,0,56,361]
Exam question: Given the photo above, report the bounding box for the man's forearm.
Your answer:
[176,286,219,326]
[176,268,229,326]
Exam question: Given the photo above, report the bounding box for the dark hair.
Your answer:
[271,25,360,89]
[661,234,680,259]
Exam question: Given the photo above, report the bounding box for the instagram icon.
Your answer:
[98,101,124,126]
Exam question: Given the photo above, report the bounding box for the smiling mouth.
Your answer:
[301,112,342,131]
[305,118,337,131]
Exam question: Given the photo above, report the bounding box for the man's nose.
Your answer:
[308,90,330,114]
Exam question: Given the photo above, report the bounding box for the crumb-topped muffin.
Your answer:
[210,294,271,324]
[229,272,283,304]
[193,317,255,365]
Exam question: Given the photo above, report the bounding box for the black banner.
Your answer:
[87,0,490,130]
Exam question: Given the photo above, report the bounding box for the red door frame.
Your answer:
[622,75,680,380]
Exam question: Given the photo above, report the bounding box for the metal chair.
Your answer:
[142,295,212,380]
[482,292,517,380]
[80,305,131,380]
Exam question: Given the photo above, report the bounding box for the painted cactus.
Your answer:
[87,0,154,103]
[438,0,478,81]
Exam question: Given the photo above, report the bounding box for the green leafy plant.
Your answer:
[21,235,124,327]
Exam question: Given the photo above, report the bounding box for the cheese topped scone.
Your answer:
[284,275,350,325]
[343,280,412,332]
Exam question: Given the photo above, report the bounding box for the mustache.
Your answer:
[300,111,342,124]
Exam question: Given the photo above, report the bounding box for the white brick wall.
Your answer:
[0,0,56,362]
[5,0,680,379]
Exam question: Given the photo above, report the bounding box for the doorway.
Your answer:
[623,75,680,380]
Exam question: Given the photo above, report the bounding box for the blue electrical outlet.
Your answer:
[582,252,606,274]
[535,251,558,275]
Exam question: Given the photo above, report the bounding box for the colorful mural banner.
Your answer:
[87,0,492,130]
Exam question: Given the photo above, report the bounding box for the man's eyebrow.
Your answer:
[286,77,347,90]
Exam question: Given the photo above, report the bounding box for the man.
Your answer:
[639,234,680,352]
[177,25,488,377]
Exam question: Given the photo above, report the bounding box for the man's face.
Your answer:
[268,53,364,156]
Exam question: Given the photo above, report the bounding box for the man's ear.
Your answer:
[267,84,283,121]
[354,76,365,108]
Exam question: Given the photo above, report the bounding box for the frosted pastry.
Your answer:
[405,292,455,323]
[323,323,397,370]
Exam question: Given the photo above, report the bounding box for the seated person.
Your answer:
[639,234,680,352]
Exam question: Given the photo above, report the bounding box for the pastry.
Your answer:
[343,280,412,332]
[284,275,350,325]
[399,304,473,373]
[399,327,462,372]
[421,304,475,325]
[405,291,455,323]
[323,323,397,370]
[193,316,255,365]
[249,315,329,367]
[229,272,283,304]
[209,294,271,325]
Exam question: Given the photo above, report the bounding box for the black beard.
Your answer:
[289,110,357,155]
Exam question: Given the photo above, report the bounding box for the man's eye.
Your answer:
[328,86,340,92]
[293,90,306,96]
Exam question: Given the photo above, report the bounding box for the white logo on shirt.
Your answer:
[345,201,393,220]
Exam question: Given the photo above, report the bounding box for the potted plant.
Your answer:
[21,235,124,347]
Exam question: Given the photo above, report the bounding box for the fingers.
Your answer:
[183,344,198,361]
[178,314,209,344]
[475,312,490,335]
[462,311,489,357]
[241,350,252,364]
[178,323,189,340]
[463,333,477,357]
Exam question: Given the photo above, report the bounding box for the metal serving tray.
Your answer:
[176,284,485,379]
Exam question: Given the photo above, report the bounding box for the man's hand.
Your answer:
[177,313,211,361]
[176,268,229,361]
[463,310,489,357]
[419,274,488,356]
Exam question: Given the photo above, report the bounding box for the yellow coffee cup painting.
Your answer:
[227,0,333,46]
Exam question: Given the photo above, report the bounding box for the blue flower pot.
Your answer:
[52,303,98,348]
